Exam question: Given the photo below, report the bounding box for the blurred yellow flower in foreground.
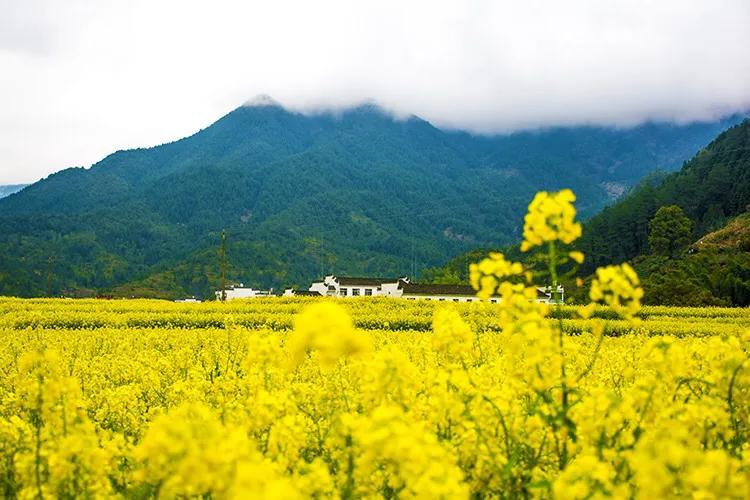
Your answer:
[287,301,372,368]
[521,189,582,252]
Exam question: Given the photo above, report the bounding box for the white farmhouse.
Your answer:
[215,283,273,301]
[308,275,408,298]
[304,275,564,304]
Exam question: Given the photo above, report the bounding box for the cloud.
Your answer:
[0,0,749,183]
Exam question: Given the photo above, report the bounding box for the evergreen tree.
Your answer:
[648,205,693,258]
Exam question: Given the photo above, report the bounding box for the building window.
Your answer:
[340,288,348,296]
[439,298,445,301]
[453,298,459,302]
[364,288,373,296]
[352,288,360,296]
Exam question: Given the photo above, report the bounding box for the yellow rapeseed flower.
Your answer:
[432,308,474,362]
[287,301,372,368]
[0,216,748,500]
[569,251,585,264]
[589,263,644,320]
[521,189,582,252]
[469,252,523,299]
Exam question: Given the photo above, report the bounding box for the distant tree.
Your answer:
[648,205,693,258]
[422,267,463,285]
[46,255,54,297]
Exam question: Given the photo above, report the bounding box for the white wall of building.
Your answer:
[308,275,404,298]
[305,276,563,304]
[380,282,403,297]
[309,276,336,296]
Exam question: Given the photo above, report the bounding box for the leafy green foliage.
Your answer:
[633,248,750,307]
[420,247,506,284]
[648,205,693,257]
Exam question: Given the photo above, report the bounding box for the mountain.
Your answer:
[0,184,28,199]
[0,100,744,298]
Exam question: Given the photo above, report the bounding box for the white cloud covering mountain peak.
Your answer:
[0,0,749,183]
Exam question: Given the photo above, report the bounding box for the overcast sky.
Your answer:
[1,0,749,184]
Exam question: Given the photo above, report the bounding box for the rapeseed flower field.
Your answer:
[0,190,748,498]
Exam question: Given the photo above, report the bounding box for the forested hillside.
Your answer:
[577,120,750,305]
[0,100,742,298]
[628,214,750,306]
[579,119,750,272]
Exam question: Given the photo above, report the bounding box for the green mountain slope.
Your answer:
[572,120,750,306]
[627,214,750,307]
[0,101,743,298]
[579,119,750,272]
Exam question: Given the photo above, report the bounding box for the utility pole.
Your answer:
[219,230,227,302]
[46,255,54,297]
[411,238,415,279]
[319,238,324,278]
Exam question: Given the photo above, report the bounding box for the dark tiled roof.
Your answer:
[336,276,401,286]
[295,290,322,296]
[399,283,478,296]
[399,283,554,299]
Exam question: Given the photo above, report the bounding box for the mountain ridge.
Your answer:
[0,102,745,298]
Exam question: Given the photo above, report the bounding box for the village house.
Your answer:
[215,283,273,301]
[398,283,481,302]
[307,275,408,298]
[299,275,564,304]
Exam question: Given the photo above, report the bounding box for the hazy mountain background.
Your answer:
[0,100,744,298]
[0,184,28,199]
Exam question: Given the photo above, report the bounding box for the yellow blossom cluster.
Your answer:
[469,251,524,300]
[521,189,582,252]
[287,301,372,368]
[589,263,644,320]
